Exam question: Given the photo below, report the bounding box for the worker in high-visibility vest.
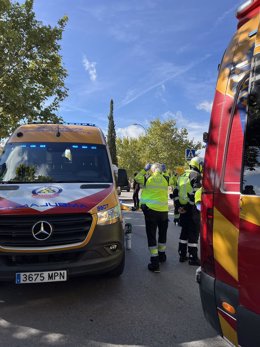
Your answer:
[173,157,203,265]
[135,163,174,273]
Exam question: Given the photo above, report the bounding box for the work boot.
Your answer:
[179,255,188,263]
[148,256,160,273]
[158,252,167,263]
[188,256,200,266]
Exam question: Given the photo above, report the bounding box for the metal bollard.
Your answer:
[125,223,132,250]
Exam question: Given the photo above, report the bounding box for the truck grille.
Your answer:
[0,213,93,248]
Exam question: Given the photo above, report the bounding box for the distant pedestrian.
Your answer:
[132,172,140,210]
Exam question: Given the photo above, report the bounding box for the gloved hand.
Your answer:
[161,163,166,172]
[144,163,151,171]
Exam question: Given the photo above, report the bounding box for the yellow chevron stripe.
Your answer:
[218,313,238,347]
[213,208,238,281]
[240,196,260,226]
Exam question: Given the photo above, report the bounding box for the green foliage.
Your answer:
[107,99,118,165]
[117,137,143,178]
[116,118,202,179]
[0,0,68,138]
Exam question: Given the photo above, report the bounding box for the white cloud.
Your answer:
[82,56,97,82]
[160,110,209,144]
[196,101,213,113]
[117,124,146,139]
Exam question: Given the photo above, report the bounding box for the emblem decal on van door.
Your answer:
[32,221,53,241]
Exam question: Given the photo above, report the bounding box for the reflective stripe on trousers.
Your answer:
[149,246,158,257]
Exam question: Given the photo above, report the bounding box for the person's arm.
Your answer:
[134,164,151,185]
[172,185,180,220]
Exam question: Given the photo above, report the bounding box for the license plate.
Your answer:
[15,270,67,284]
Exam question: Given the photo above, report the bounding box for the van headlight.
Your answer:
[97,205,122,225]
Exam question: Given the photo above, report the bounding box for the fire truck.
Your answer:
[197,1,260,346]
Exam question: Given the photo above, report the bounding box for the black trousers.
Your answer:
[179,209,199,258]
[133,191,140,208]
[143,208,168,248]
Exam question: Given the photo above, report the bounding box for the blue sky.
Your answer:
[33,0,243,143]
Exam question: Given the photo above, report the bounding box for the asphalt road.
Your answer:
[0,191,229,347]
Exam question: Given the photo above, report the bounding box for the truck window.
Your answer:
[222,84,248,192]
[0,142,112,183]
[242,101,260,195]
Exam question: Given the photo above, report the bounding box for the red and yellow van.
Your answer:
[0,123,125,283]
[197,1,260,346]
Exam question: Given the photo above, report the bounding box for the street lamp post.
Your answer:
[133,123,146,132]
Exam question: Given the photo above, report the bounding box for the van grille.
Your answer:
[0,214,93,248]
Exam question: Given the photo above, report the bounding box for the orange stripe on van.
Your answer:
[213,208,239,281]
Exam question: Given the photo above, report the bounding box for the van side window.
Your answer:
[223,90,247,192]
[242,102,260,195]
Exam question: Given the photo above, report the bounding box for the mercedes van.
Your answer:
[0,123,125,283]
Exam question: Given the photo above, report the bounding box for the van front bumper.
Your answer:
[0,221,125,282]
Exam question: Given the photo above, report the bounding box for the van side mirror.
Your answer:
[203,132,209,143]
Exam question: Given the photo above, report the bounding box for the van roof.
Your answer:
[8,123,106,145]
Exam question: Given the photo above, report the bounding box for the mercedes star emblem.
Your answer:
[32,221,53,241]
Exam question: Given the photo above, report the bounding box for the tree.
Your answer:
[141,119,200,170]
[117,137,143,178]
[107,99,118,165]
[0,0,68,138]
[116,118,202,177]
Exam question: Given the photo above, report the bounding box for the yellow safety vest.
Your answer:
[195,187,202,205]
[135,170,169,212]
[177,170,193,205]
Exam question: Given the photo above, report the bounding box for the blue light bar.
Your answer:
[64,122,96,127]
[72,145,79,148]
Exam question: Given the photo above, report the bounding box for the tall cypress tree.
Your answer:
[107,99,118,165]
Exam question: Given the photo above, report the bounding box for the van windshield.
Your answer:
[0,142,112,184]
[242,105,260,195]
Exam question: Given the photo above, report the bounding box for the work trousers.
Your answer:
[143,208,168,248]
[133,191,140,209]
[178,209,199,259]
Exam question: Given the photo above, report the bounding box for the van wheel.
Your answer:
[106,253,125,277]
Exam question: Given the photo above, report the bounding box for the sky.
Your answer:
[32,0,244,143]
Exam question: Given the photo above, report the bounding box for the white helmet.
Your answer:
[151,163,162,173]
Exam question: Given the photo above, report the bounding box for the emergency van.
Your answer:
[0,123,125,283]
[197,1,260,346]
